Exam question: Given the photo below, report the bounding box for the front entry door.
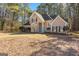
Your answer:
[39,23,42,32]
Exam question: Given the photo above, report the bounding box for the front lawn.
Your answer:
[0,32,50,56]
[71,31,79,38]
[0,33,48,40]
[0,32,79,56]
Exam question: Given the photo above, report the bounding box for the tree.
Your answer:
[0,4,7,30]
[37,3,65,16]
[37,3,79,31]
[18,3,32,25]
[6,3,19,32]
[0,3,32,32]
[66,4,79,31]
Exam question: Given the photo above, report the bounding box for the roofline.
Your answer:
[47,14,53,20]
[51,15,68,25]
[30,11,45,22]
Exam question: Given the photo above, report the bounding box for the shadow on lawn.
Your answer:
[31,46,79,56]
[9,32,79,56]
[10,32,44,35]
[0,53,8,56]
[45,32,79,42]
[31,33,79,56]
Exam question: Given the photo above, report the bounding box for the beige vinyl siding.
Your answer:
[29,12,45,32]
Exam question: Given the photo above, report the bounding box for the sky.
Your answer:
[29,3,40,11]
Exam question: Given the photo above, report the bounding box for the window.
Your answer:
[56,26,57,32]
[5,13,6,17]
[52,26,54,31]
[59,26,60,32]
[32,19,33,23]
[36,17,37,22]
[2,12,4,16]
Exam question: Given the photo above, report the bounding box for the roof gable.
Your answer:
[51,15,68,26]
[30,12,53,21]
[30,11,45,22]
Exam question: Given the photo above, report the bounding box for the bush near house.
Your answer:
[63,26,69,31]
[3,20,22,32]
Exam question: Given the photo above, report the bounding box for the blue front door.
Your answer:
[39,23,42,32]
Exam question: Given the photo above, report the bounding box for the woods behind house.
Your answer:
[0,3,79,32]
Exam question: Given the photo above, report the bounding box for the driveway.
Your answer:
[0,33,79,56]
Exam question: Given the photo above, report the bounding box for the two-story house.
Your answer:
[22,11,68,33]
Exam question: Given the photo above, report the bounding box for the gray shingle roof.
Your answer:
[41,14,52,20]
[41,14,58,20]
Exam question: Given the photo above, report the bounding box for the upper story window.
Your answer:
[36,17,37,22]
[32,18,33,23]
[31,17,38,23]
